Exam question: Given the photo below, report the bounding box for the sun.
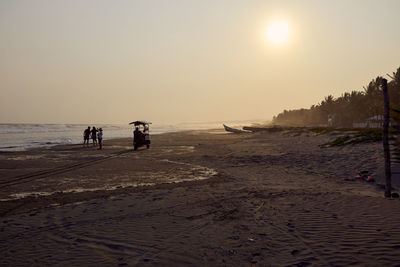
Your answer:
[266,21,290,45]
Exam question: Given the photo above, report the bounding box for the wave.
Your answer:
[0,123,130,134]
[0,123,181,151]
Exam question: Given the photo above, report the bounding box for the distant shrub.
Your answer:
[320,128,382,147]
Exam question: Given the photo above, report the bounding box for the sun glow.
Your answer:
[266,21,290,45]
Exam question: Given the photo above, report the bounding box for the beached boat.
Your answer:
[223,124,249,133]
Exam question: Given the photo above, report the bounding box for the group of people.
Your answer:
[83,126,103,149]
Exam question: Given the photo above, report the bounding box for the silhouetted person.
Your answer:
[83,126,90,147]
[143,124,150,144]
[133,127,143,150]
[98,128,103,150]
[91,126,98,146]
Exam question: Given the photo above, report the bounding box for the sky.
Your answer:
[1,0,400,124]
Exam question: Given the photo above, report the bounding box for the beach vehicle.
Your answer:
[129,121,151,150]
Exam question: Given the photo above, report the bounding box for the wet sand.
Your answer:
[1,129,400,266]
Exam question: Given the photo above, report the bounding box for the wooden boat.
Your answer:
[223,124,249,133]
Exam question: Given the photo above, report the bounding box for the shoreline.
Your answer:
[0,122,234,152]
[0,129,225,153]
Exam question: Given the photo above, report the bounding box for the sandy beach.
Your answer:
[1,129,400,266]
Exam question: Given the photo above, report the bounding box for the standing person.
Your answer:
[83,126,91,147]
[98,128,103,150]
[91,126,98,146]
[133,126,143,150]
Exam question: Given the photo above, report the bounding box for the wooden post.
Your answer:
[382,78,391,197]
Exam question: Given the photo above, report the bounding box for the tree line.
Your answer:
[272,67,400,128]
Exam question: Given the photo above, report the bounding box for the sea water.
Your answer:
[0,121,253,151]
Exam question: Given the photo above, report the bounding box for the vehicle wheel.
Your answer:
[146,145,150,149]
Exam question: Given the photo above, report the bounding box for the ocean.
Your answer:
[0,121,255,152]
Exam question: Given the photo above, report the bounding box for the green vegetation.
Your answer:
[320,128,382,147]
[263,126,382,147]
[252,125,382,147]
[272,67,400,128]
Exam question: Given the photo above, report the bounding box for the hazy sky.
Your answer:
[1,0,400,124]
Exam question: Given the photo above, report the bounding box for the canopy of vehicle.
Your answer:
[129,121,152,126]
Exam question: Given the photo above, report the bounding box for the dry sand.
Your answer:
[1,129,400,266]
